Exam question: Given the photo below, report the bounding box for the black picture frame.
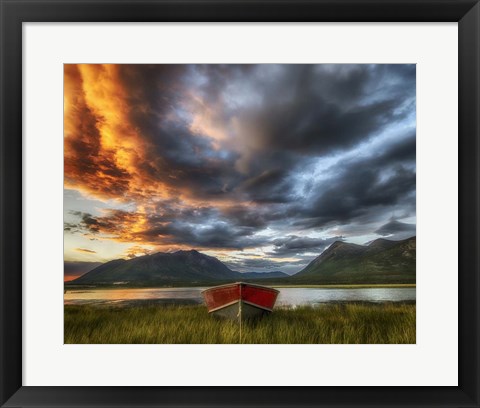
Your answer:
[1,1,479,407]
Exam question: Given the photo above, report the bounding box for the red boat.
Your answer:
[202,282,280,320]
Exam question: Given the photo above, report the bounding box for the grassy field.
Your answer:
[64,303,415,344]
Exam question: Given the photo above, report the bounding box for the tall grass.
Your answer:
[64,303,415,344]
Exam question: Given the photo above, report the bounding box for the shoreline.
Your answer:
[64,283,416,290]
[272,283,416,289]
[64,298,416,308]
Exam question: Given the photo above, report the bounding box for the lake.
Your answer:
[64,286,416,307]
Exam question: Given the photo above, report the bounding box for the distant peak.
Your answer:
[175,249,201,255]
[326,240,363,251]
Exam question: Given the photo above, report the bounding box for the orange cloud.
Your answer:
[64,64,260,253]
[75,248,97,254]
[64,65,132,199]
[64,65,239,207]
[64,64,174,203]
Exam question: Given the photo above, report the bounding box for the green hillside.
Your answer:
[292,236,416,284]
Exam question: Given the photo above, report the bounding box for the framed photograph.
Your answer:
[1,0,479,407]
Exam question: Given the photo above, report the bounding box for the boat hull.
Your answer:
[202,282,279,320]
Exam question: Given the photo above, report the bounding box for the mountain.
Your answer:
[70,237,415,286]
[64,261,102,281]
[71,251,289,285]
[292,236,416,284]
[71,250,238,285]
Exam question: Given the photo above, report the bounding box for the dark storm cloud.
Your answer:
[65,64,416,261]
[116,65,245,199]
[291,130,416,229]
[67,206,271,250]
[66,210,143,242]
[373,130,416,166]
[110,64,415,205]
[239,168,297,203]
[375,219,416,239]
[138,201,274,250]
[231,64,414,155]
[146,222,268,250]
[270,235,343,256]
[68,211,103,233]
[220,206,269,228]
[305,166,415,225]
[67,132,416,250]
[189,64,257,106]
[243,94,401,155]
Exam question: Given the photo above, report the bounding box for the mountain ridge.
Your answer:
[70,236,415,286]
[71,250,289,285]
[292,236,416,284]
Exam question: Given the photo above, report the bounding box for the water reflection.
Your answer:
[276,287,415,306]
[65,286,415,307]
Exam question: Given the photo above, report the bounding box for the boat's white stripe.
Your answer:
[242,300,273,312]
[207,300,239,313]
[208,299,274,313]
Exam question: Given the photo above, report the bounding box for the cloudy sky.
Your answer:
[64,64,416,280]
